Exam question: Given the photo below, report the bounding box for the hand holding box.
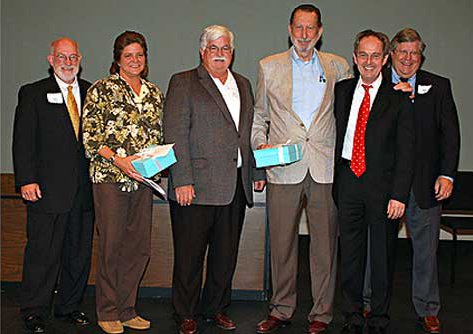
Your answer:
[253,143,302,168]
[131,144,177,178]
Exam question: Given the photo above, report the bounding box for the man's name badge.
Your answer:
[47,93,63,104]
[418,85,432,95]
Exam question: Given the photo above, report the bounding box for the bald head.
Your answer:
[47,37,82,84]
[50,37,80,56]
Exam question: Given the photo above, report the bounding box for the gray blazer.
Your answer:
[251,49,352,184]
[163,65,262,206]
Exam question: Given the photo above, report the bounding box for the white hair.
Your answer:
[199,25,234,50]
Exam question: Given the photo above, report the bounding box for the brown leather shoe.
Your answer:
[179,318,198,334]
[308,320,328,333]
[419,316,440,333]
[212,313,237,330]
[256,316,290,333]
[122,316,151,330]
[98,321,124,334]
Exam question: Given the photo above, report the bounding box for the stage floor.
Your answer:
[2,237,472,334]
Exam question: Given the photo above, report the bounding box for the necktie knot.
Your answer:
[361,84,372,92]
[399,77,409,83]
[67,85,73,93]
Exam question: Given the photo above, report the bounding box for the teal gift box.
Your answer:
[253,143,302,168]
[132,144,177,178]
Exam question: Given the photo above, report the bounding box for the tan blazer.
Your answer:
[251,49,351,184]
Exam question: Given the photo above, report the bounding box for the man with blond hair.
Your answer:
[389,28,460,334]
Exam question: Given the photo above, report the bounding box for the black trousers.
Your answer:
[169,172,246,321]
[336,163,398,329]
[20,188,94,318]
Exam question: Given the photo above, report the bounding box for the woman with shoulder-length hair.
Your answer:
[82,31,164,334]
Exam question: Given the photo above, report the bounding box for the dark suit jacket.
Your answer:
[392,68,460,209]
[12,76,93,213]
[163,65,263,206]
[333,76,415,204]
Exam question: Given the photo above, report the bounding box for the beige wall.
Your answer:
[2,0,472,173]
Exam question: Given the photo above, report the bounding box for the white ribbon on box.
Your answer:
[136,144,175,171]
[277,144,300,164]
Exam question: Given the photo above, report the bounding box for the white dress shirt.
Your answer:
[211,70,242,167]
[54,75,81,114]
[342,74,383,160]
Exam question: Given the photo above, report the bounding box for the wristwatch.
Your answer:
[109,153,117,164]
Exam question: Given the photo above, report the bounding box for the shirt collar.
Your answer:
[210,69,236,88]
[357,72,383,91]
[290,46,317,64]
[391,67,416,84]
[54,74,78,90]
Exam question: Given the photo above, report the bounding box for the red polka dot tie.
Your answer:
[350,84,372,177]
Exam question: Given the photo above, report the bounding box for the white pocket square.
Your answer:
[47,92,63,104]
[418,85,432,95]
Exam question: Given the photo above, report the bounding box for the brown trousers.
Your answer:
[93,183,152,321]
[267,173,338,323]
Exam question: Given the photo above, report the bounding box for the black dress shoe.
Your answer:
[62,311,90,326]
[368,326,386,334]
[24,314,45,333]
[341,323,363,334]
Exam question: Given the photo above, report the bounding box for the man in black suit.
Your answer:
[12,37,94,333]
[333,30,415,334]
[389,28,460,334]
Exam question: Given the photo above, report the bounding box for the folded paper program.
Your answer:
[132,144,177,178]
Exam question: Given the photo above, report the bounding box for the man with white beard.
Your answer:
[252,4,351,334]
[12,37,94,333]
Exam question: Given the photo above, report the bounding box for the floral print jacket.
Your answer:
[82,74,164,191]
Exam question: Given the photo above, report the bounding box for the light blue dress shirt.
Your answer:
[391,68,416,92]
[291,47,326,130]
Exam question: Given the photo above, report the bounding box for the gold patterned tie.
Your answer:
[66,85,80,139]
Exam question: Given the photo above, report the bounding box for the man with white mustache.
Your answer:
[12,37,94,333]
[163,25,265,334]
[252,4,351,334]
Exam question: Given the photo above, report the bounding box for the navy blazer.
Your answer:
[12,76,93,213]
[407,69,460,209]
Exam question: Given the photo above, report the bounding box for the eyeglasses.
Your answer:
[395,49,421,58]
[356,52,384,61]
[55,53,80,63]
[207,45,232,54]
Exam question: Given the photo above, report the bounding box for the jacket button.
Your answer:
[306,138,309,142]
[300,123,304,127]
